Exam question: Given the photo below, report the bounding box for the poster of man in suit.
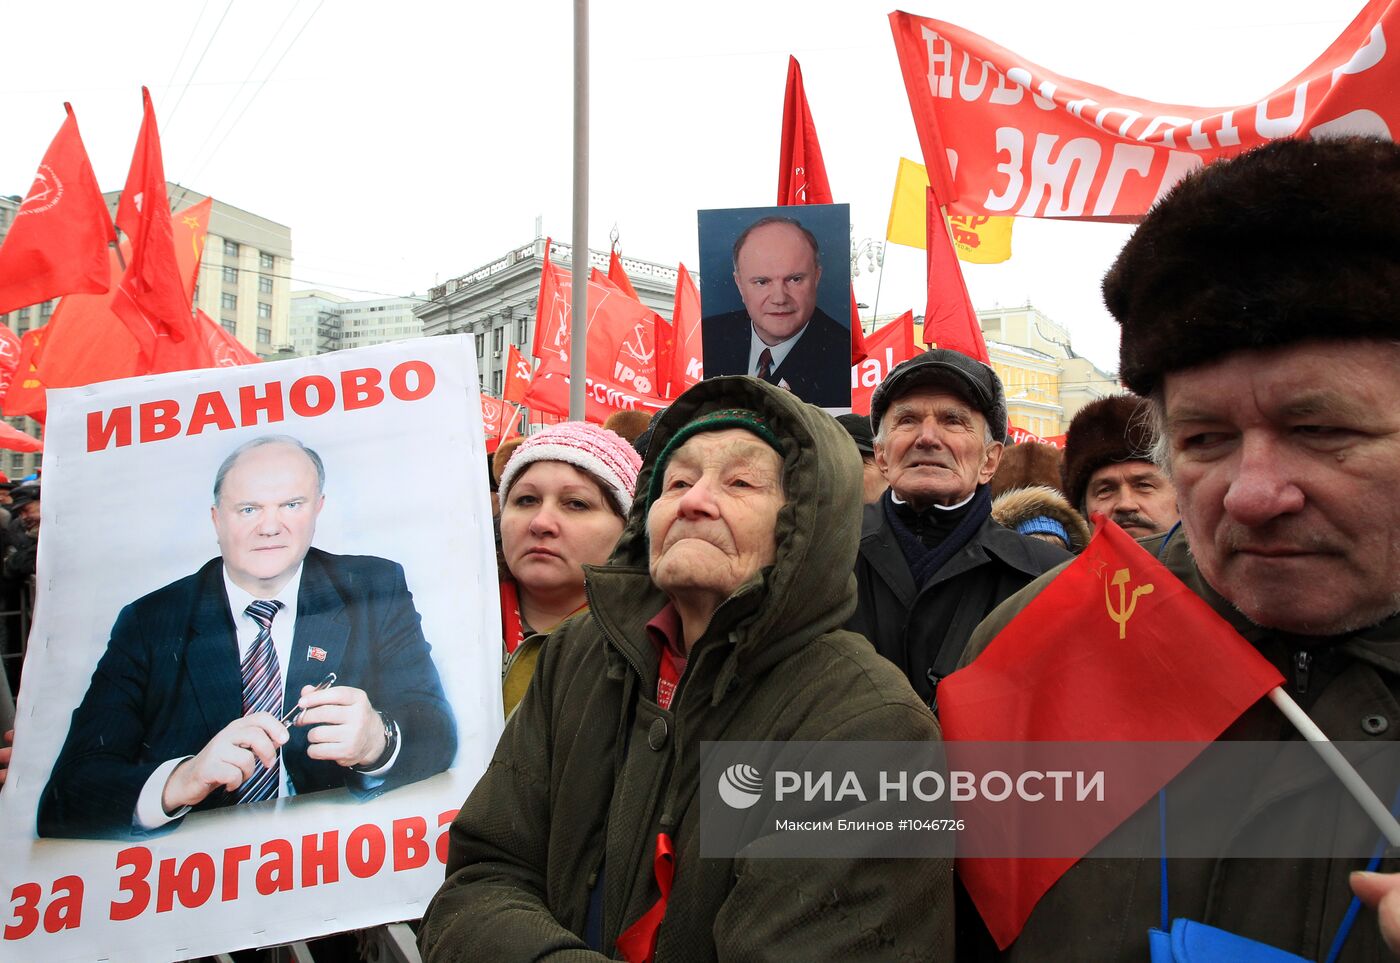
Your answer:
[0,337,502,961]
[698,203,852,408]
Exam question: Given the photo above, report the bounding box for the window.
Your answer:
[223,265,238,284]
[39,301,54,318]
[475,334,484,358]
[259,276,273,294]
[492,327,503,352]
[257,327,271,344]
[17,308,29,321]
[491,370,503,394]
[222,293,237,310]
[258,302,272,320]
[224,240,239,257]
[259,252,274,271]
[517,318,528,344]
[222,320,237,334]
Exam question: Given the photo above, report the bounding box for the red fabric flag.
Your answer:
[2,327,50,420]
[667,263,702,397]
[776,56,868,365]
[480,393,506,452]
[0,325,23,403]
[522,366,668,426]
[503,343,532,405]
[34,246,144,393]
[607,249,641,301]
[111,87,198,356]
[0,419,42,454]
[590,268,666,399]
[200,310,261,366]
[851,310,918,416]
[939,520,1285,949]
[171,197,212,303]
[0,105,116,316]
[923,188,988,362]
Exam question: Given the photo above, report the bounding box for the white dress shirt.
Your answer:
[746,321,809,379]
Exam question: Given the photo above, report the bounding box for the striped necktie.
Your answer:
[757,347,774,382]
[237,598,285,803]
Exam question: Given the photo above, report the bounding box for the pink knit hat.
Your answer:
[497,422,643,516]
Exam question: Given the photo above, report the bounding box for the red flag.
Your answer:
[0,105,116,316]
[200,310,261,366]
[0,420,41,454]
[503,343,532,405]
[607,248,641,301]
[939,520,1285,949]
[851,310,918,416]
[34,246,144,393]
[522,366,668,425]
[776,56,867,365]
[2,327,50,420]
[0,325,23,403]
[111,87,197,356]
[667,263,702,398]
[923,188,988,362]
[171,197,212,303]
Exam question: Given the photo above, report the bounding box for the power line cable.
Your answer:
[164,0,236,129]
[162,0,214,96]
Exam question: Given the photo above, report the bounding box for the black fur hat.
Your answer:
[1103,136,1400,396]
[1061,395,1154,511]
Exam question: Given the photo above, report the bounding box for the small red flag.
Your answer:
[607,248,641,302]
[776,56,868,365]
[199,310,261,366]
[922,188,988,362]
[112,88,198,356]
[939,520,1284,949]
[851,310,918,416]
[2,327,50,421]
[0,325,23,403]
[0,419,42,454]
[0,105,116,316]
[503,343,532,405]
[667,263,702,397]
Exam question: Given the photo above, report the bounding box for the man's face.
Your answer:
[875,388,1002,510]
[16,500,39,533]
[732,222,822,346]
[212,443,324,597]
[648,429,785,612]
[1164,340,1400,635]
[1084,460,1179,538]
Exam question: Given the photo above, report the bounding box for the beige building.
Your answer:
[102,183,293,358]
[0,195,49,478]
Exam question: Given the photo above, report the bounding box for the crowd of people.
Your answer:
[1,135,1398,961]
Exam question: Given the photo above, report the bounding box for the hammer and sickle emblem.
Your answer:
[1105,567,1155,639]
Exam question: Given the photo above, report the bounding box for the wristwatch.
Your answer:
[352,711,398,772]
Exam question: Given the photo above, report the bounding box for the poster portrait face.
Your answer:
[698,203,852,409]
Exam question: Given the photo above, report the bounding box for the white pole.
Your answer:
[1268,686,1400,846]
[569,0,589,421]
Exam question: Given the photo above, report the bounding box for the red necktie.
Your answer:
[756,347,774,381]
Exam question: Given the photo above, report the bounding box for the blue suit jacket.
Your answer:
[38,548,456,839]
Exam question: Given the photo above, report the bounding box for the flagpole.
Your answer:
[1267,686,1400,846]
[871,247,887,323]
[569,0,589,421]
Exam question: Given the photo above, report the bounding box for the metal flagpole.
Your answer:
[569,0,589,420]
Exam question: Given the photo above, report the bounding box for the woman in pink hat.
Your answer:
[496,422,641,716]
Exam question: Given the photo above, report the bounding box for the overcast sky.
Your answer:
[2,0,1368,371]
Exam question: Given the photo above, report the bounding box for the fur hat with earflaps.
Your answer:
[1103,136,1400,396]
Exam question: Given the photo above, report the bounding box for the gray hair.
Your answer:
[1142,387,1172,477]
[213,435,326,504]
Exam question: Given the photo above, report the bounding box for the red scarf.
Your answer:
[500,580,525,654]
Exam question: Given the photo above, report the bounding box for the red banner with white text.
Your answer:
[890,0,1398,219]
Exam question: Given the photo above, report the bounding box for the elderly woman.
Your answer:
[422,377,949,962]
[495,422,641,716]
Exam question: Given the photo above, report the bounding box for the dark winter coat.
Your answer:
[956,530,1400,961]
[420,376,951,962]
[848,503,1068,706]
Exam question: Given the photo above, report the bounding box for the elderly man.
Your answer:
[959,137,1400,960]
[702,217,850,407]
[39,435,455,839]
[421,377,949,961]
[847,350,1069,706]
[1061,393,1178,538]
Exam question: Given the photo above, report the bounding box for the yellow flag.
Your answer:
[884,157,1014,264]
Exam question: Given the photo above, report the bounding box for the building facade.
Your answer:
[289,291,424,357]
[0,195,48,478]
[415,238,678,398]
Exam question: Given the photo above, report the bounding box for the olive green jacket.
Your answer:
[422,377,952,962]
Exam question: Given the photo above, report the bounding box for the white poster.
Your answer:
[0,336,502,961]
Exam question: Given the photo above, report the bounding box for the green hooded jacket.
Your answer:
[421,376,952,962]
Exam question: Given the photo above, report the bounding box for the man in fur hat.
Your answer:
[1061,394,1178,538]
[958,136,1400,960]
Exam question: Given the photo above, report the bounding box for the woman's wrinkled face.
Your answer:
[501,461,626,599]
